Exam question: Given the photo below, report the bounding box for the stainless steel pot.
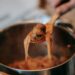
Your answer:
[0,22,75,75]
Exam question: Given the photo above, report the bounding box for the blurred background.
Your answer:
[0,0,75,29]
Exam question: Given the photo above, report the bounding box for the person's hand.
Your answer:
[49,0,75,14]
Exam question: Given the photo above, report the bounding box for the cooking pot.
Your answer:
[0,21,75,75]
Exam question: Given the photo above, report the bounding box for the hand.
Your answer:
[49,0,75,14]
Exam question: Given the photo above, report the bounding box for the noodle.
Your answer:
[24,23,53,60]
[24,32,31,60]
[45,22,54,59]
[46,34,52,59]
[45,13,59,59]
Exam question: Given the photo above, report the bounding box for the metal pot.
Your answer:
[0,22,75,75]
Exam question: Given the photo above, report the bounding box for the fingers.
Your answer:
[49,0,75,15]
[56,1,74,14]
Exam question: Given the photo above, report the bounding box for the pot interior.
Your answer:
[0,23,75,70]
